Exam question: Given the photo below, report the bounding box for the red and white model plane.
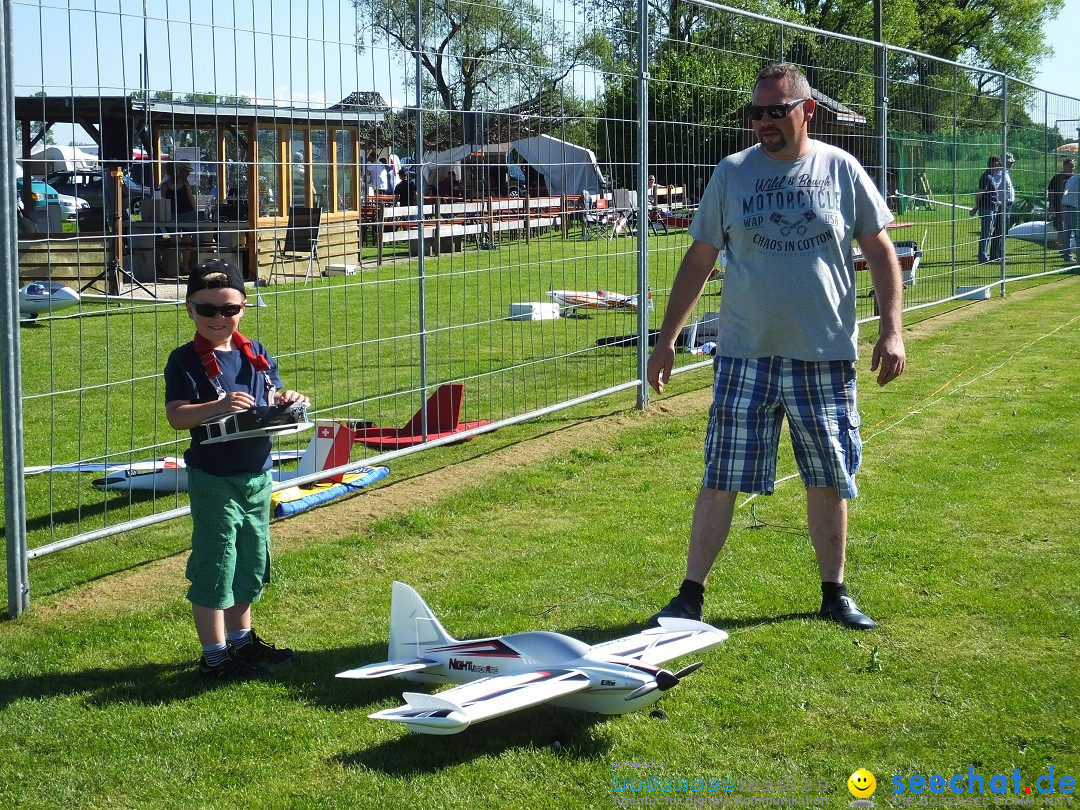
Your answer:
[336,581,728,735]
[546,289,653,316]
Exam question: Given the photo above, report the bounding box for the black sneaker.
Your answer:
[820,595,877,630]
[199,652,271,681]
[645,593,703,628]
[230,629,295,665]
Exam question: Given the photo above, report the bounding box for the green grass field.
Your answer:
[1,275,1077,809]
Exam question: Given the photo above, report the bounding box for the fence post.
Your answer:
[1,0,30,618]
[635,0,651,411]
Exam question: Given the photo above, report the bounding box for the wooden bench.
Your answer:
[369,196,571,264]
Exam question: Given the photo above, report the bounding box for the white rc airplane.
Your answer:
[1006,220,1057,246]
[27,420,362,493]
[336,581,728,735]
[546,289,653,316]
[19,281,81,320]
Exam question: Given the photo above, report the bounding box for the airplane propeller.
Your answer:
[624,661,704,701]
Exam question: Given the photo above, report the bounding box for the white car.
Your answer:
[56,194,89,221]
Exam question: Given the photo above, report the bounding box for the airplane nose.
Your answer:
[624,661,704,702]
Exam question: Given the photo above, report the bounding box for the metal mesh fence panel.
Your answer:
[3,0,1078,612]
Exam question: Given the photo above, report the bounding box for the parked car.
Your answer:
[46,168,153,215]
[15,176,86,221]
[16,176,60,209]
[55,193,89,221]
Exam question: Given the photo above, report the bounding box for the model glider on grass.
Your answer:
[19,281,81,320]
[336,581,728,735]
[546,289,653,316]
[1006,220,1058,246]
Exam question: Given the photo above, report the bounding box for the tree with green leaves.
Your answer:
[350,0,604,116]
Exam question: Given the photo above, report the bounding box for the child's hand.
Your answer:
[219,391,255,413]
[275,390,309,406]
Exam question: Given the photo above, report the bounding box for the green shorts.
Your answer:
[185,467,273,610]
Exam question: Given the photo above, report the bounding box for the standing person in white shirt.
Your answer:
[990,153,1016,261]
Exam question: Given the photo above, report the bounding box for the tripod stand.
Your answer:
[79,256,155,298]
[79,167,157,298]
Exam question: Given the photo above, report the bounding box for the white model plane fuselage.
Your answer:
[19,281,81,319]
[337,581,728,735]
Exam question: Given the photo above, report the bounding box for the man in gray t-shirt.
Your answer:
[646,62,906,632]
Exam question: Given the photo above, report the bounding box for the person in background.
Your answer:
[972,155,1001,264]
[989,153,1015,262]
[393,168,418,206]
[645,62,905,632]
[160,161,199,271]
[365,151,384,197]
[1048,158,1074,258]
[1060,169,1079,265]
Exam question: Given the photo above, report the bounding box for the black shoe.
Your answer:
[199,652,271,681]
[645,593,703,628]
[231,629,295,665]
[820,595,877,630]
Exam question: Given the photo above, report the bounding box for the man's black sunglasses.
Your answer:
[192,302,244,317]
[746,98,809,121]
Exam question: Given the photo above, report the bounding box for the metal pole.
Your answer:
[874,4,888,204]
[1,0,30,617]
[414,0,429,437]
[635,0,650,410]
[1000,76,1008,292]
[950,65,958,277]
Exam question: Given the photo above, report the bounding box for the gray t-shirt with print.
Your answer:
[689,140,892,361]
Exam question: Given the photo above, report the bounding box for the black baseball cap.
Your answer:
[187,259,246,298]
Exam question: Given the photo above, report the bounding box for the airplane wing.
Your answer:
[25,457,185,476]
[336,657,439,680]
[591,619,728,666]
[369,668,591,734]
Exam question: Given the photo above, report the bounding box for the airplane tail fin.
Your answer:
[402,384,463,434]
[388,581,457,660]
[295,420,356,482]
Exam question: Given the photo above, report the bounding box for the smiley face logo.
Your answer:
[848,768,877,799]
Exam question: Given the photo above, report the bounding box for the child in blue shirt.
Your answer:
[165,259,309,680]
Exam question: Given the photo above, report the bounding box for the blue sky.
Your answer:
[1031,1,1079,100]
[1030,1,1080,141]
[12,0,1078,145]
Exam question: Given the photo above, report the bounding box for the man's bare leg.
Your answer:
[807,486,875,629]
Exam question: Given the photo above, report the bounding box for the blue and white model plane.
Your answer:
[336,581,728,735]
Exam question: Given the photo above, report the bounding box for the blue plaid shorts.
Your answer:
[703,356,862,498]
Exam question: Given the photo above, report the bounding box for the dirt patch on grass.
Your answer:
[269,388,714,543]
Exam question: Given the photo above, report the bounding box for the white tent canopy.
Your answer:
[21,145,99,176]
[420,145,476,186]
[420,135,607,196]
[508,134,606,196]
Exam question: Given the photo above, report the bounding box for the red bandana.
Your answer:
[193,330,271,381]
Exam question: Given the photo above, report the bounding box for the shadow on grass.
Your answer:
[0,641,393,711]
[20,489,177,535]
[336,708,610,772]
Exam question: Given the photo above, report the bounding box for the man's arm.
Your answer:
[646,239,720,394]
[857,228,906,386]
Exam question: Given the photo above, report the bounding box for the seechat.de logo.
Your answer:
[848,768,877,807]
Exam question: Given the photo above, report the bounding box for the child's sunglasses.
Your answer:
[745,98,809,121]
[192,303,244,317]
